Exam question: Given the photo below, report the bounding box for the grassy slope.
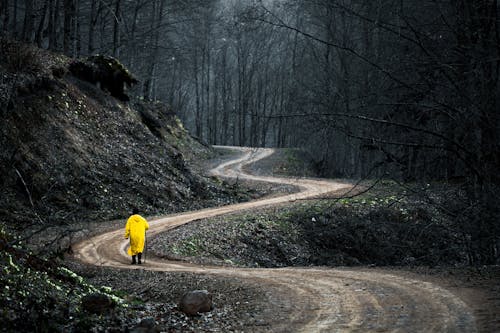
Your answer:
[150,181,467,267]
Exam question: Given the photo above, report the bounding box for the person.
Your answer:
[124,208,149,264]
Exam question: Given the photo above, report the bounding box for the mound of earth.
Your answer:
[150,183,467,268]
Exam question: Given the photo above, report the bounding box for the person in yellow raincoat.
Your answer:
[124,208,149,264]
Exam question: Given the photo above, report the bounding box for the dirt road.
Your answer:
[73,147,477,332]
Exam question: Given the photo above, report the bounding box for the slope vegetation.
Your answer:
[0,39,266,332]
[0,39,243,231]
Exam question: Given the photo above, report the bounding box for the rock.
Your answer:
[81,293,115,314]
[130,317,160,333]
[69,55,138,101]
[179,290,213,316]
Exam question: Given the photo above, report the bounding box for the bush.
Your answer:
[0,235,128,332]
[0,38,42,73]
[69,55,138,101]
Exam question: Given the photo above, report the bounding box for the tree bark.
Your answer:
[87,0,97,54]
[21,0,34,42]
[112,0,121,57]
[11,0,17,37]
[35,0,50,47]
[73,0,80,57]
[63,0,75,55]
[2,0,10,34]
[143,0,165,101]
[47,0,58,50]
[194,48,202,139]
[127,0,141,67]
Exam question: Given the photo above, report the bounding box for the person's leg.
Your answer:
[138,252,142,264]
[131,255,137,264]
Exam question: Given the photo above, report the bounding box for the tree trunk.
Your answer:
[35,0,49,47]
[220,46,229,144]
[22,0,34,42]
[112,0,121,57]
[236,40,247,146]
[87,0,97,54]
[205,42,211,144]
[200,44,206,140]
[127,0,141,67]
[73,0,80,57]
[143,0,165,101]
[63,0,75,55]
[211,72,218,144]
[47,0,58,50]
[194,48,202,139]
[99,0,106,52]
[11,0,17,37]
[2,0,10,34]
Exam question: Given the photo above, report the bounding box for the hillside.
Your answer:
[0,39,247,233]
[0,39,267,332]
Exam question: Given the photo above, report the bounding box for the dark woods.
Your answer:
[1,0,499,264]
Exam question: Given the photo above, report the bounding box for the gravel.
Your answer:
[65,261,277,333]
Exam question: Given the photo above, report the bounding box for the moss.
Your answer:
[172,236,206,256]
[0,228,130,332]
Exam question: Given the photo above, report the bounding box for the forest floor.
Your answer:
[69,147,500,333]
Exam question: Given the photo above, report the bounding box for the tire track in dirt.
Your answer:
[73,146,477,332]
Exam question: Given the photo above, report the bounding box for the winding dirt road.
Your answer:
[73,146,477,332]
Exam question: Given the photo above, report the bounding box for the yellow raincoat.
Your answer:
[124,214,149,256]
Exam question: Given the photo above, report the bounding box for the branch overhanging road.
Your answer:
[73,146,477,332]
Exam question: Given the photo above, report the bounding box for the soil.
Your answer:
[71,147,500,332]
[377,266,500,333]
[65,261,275,333]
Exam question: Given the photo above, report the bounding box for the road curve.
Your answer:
[73,146,477,332]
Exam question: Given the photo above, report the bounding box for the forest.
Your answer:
[1,0,499,261]
[1,1,500,331]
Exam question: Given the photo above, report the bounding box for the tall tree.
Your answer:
[63,0,75,55]
[112,0,121,57]
[21,0,34,41]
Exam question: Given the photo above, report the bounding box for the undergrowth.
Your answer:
[156,181,467,268]
[0,224,132,332]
